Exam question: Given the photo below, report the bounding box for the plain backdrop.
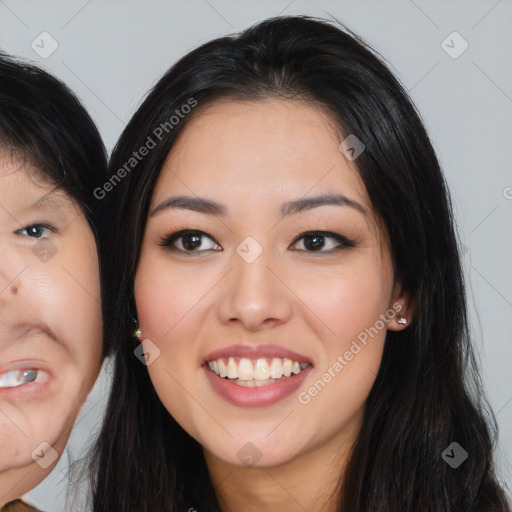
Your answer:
[0,0,511,509]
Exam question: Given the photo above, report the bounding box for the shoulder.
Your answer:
[2,500,42,512]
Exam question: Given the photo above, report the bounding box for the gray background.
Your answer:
[0,0,510,509]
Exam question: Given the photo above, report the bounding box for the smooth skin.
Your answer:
[0,156,102,507]
[135,99,412,512]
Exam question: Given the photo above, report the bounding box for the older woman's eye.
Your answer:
[158,229,222,253]
[0,369,40,388]
[291,231,356,253]
[15,224,55,238]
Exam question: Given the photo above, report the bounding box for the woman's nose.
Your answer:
[216,240,293,332]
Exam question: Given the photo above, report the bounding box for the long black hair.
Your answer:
[90,15,511,511]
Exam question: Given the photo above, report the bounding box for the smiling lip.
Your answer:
[204,365,312,407]
[202,344,313,407]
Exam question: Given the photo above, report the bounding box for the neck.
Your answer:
[204,420,359,512]
[0,462,46,508]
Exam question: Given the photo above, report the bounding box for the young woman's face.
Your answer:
[0,156,102,500]
[135,99,408,469]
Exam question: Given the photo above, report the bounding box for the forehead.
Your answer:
[0,150,51,184]
[154,98,370,212]
[0,151,73,209]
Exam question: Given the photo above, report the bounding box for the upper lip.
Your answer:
[202,344,312,365]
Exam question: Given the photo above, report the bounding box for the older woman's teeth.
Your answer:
[0,369,38,388]
[207,357,309,386]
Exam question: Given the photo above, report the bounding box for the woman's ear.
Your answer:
[387,283,414,331]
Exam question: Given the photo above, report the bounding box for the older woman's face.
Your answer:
[135,99,409,470]
[0,157,102,505]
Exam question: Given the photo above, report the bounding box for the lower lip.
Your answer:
[203,365,312,407]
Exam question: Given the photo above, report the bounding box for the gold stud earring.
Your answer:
[134,327,142,339]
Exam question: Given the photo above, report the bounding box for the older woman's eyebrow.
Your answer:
[151,193,367,218]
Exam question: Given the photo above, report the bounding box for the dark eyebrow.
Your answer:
[151,195,226,217]
[150,193,366,218]
[280,193,367,217]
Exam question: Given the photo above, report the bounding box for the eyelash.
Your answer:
[158,229,356,255]
[15,223,56,239]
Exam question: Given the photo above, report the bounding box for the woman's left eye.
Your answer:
[0,369,40,388]
[290,231,355,253]
[15,224,55,238]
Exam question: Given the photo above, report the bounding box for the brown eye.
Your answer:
[158,230,221,253]
[303,234,326,251]
[291,231,355,253]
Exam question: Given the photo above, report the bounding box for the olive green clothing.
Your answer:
[1,500,41,512]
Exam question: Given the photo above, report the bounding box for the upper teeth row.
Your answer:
[208,357,309,380]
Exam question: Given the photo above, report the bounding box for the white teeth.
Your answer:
[283,358,292,377]
[253,359,270,380]
[207,357,310,382]
[270,358,283,379]
[226,357,238,379]
[233,377,292,387]
[238,358,253,380]
[218,359,227,378]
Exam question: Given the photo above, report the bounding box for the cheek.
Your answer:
[135,255,213,431]
[0,395,81,473]
[37,240,103,366]
[290,255,393,346]
[135,251,214,341]
[290,258,392,410]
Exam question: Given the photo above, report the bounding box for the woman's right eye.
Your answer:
[158,230,222,253]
